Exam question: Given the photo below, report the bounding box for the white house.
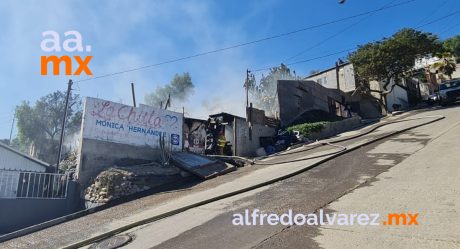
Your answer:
[0,142,50,172]
[305,62,357,93]
[0,142,51,198]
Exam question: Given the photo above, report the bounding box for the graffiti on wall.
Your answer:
[183,118,206,154]
[82,97,183,149]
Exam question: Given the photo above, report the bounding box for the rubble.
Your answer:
[84,163,180,203]
[60,150,78,171]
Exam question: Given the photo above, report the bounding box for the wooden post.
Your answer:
[56,79,73,172]
[233,117,237,156]
[131,82,137,107]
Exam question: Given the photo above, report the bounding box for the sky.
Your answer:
[0,0,459,139]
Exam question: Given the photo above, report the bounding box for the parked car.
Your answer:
[438,79,460,106]
[426,93,439,105]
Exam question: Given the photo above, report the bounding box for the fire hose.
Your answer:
[62,114,444,248]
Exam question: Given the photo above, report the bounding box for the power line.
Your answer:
[251,48,354,72]
[74,0,417,83]
[251,10,460,74]
[283,0,401,63]
[282,17,367,63]
[289,49,354,66]
[414,0,450,27]
[439,20,460,35]
[414,10,460,29]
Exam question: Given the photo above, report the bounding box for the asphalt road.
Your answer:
[2,105,458,249]
[118,105,460,249]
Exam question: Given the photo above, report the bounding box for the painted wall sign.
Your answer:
[82,97,183,149]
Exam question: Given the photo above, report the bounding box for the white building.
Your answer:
[0,142,51,198]
[368,77,411,113]
[305,62,357,93]
[0,142,50,172]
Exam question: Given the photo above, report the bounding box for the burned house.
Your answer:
[206,112,276,157]
[276,79,381,127]
[183,117,207,154]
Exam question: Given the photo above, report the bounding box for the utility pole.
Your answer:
[245,69,250,108]
[9,112,15,144]
[335,61,341,91]
[164,93,171,110]
[56,79,73,172]
[131,82,137,107]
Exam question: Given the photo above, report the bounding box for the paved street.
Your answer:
[2,105,460,249]
[124,105,460,249]
[2,1,460,249]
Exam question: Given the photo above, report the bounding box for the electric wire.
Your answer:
[439,20,460,35]
[251,48,354,72]
[414,10,460,29]
[73,0,417,83]
[251,9,460,74]
[283,0,401,63]
[414,0,450,27]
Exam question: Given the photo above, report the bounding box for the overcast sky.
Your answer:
[0,0,459,139]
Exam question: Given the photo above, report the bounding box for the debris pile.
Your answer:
[60,150,79,171]
[84,168,150,203]
[84,163,181,203]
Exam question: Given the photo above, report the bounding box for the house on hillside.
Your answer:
[369,77,421,113]
[306,60,425,113]
[413,55,460,94]
[305,61,357,93]
[367,56,460,112]
[0,141,51,172]
[0,141,52,198]
[206,112,276,157]
[276,79,381,127]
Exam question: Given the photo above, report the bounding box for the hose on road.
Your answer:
[62,114,445,249]
[210,115,445,165]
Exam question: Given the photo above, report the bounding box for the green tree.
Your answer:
[247,64,300,117]
[145,72,194,108]
[431,55,457,80]
[349,28,441,110]
[14,91,82,163]
[442,35,460,62]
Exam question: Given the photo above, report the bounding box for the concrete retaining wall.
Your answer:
[309,116,362,140]
[77,139,161,188]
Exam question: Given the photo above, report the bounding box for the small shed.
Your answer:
[0,142,50,173]
[0,142,52,199]
[208,112,276,157]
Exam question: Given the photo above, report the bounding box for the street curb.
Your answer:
[0,176,198,244]
[61,115,445,249]
[0,114,392,243]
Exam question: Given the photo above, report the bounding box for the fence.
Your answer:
[0,170,69,199]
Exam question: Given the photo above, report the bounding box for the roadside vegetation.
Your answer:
[286,121,328,137]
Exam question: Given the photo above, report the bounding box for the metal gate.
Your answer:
[0,170,69,199]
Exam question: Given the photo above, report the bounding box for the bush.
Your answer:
[286,121,328,137]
